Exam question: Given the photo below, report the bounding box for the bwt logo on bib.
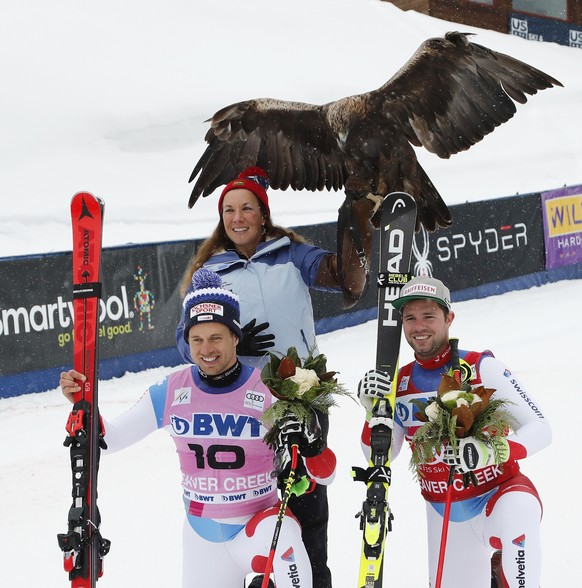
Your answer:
[171,413,263,438]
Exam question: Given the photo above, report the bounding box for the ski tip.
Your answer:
[71,192,105,207]
[381,192,417,222]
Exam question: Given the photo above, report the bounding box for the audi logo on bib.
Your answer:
[244,391,266,411]
[246,392,265,402]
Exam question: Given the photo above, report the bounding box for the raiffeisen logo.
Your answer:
[0,286,132,337]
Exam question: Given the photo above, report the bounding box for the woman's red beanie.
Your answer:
[218,167,270,213]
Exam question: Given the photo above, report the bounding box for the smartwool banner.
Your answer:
[0,241,193,379]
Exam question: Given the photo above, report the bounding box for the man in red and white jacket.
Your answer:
[358,276,551,588]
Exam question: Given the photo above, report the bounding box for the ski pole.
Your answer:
[435,463,455,588]
[450,337,461,386]
[434,338,461,588]
[261,443,299,588]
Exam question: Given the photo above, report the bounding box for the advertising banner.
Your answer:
[408,193,545,290]
[290,220,379,331]
[0,191,557,397]
[541,185,582,269]
[0,241,193,379]
[510,13,582,48]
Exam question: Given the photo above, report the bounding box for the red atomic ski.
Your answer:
[57,192,110,588]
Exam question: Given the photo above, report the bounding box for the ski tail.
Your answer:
[354,192,417,588]
[57,192,110,588]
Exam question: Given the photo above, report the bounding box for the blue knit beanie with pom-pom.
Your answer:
[182,268,242,341]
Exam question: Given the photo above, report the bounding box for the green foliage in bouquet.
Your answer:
[261,346,352,447]
[409,373,515,487]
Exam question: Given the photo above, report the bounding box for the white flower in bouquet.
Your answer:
[289,368,320,396]
[425,401,441,422]
[440,389,484,410]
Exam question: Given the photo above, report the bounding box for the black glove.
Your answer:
[272,410,322,496]
[273,444,312,496]
[357,369,391,412]
[236,319,275,357]
[442,437,510,474]
[275,409,324,458]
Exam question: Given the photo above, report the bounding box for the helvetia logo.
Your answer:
[285,561,301,586]
[514,538,526,586]
[282,549,302,587]
[281,547,295,562]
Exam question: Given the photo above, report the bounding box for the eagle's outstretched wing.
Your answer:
[374,32,561,159]
[188,31,561,231]
[188,100,346,202]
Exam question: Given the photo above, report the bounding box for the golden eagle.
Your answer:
[187,31,561,232]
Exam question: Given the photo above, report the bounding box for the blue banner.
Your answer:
[509,13,582,48]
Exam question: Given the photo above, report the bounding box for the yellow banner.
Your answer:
[544,193,582,237]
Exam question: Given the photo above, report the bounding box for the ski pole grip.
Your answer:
[286,435,302,455]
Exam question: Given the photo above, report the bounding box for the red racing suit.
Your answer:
[361,343,551,588]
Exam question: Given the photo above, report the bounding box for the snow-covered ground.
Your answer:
[0,280,578,586]
[1,0,580,586]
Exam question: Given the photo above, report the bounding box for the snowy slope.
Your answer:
[1,0,580,258]
[0,280,578,586]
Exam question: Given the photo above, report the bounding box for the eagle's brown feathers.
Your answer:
[188,32,561,232]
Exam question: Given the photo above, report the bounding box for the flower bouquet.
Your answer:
[410,373,515,487]
[260,346,351,447]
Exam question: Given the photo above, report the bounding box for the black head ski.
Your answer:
[353,192,417,588]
